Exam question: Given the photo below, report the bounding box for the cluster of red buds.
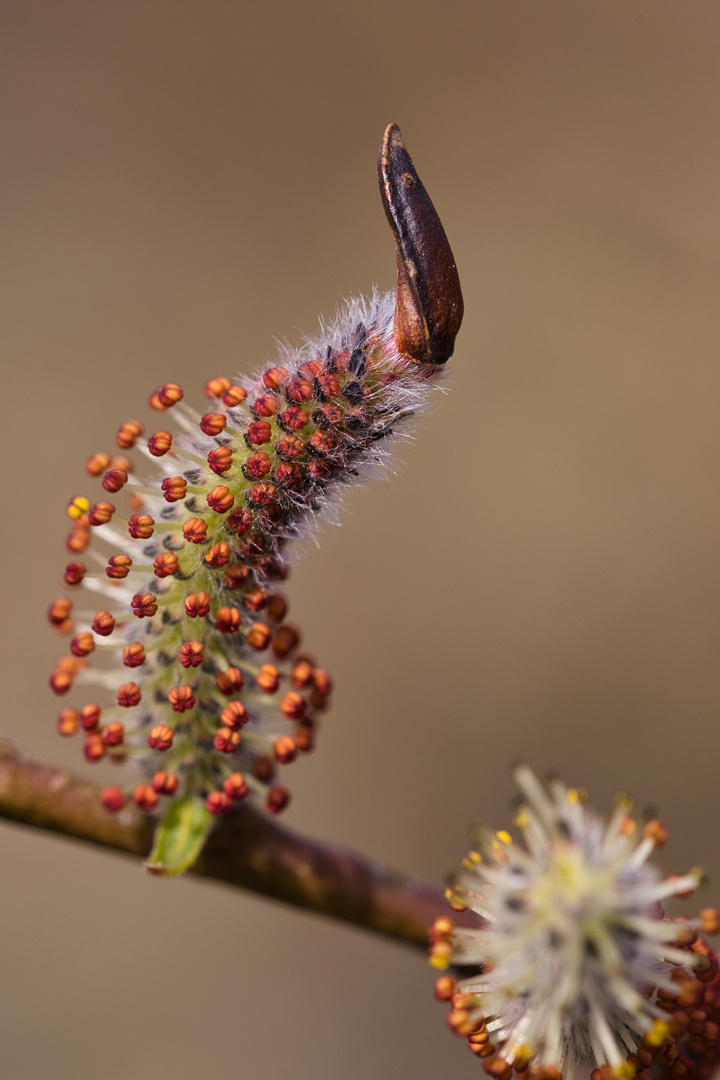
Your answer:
[47,125,463,869]
[431,767,720,1080]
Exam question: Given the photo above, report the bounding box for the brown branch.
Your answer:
[0,738,478,947]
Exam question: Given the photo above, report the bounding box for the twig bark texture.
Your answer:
[0,739,473,948]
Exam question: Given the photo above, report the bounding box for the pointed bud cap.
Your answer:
[378,123,463,365]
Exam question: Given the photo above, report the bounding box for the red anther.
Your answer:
[292,658,314,688]
[644,820,670,848]
[200,412,227,436]
[155,383,184,408]
[244,452,272,480]
[327,350,348,373]
[215,606,241,634]
[83,733,106,762]
[272,624,300,659]
[48,598,72,627]
[306,459,333,483]
[148,723,174,750]
[216,667,243,695]
[246,420,272,446]
[110,455,132,474]
[85,451,111,476]
[128,493,145,509]
[213,726,241,753]
[262,366,290,390]
[252,757,275,783]
[274,463,303,490]
[247,481,277,508]
[252,394,280,418]
[153,551,179,578]
[168,686,196,713]
[273,735,297,764]
[131,592,158,618]
[182,517,208,544]
[148,430,172,456]
[49,667,74,695]
[226,508,253,535]
[205,542,231,567]
[294,722,315,752]
[92,610,116,636]
[701,908,720,935]
[280,691,307,720]
[297,360,322,380]
[161,476,187,502]
[204,376,231,398]
[244,586,267,613]
[80,704,101,730]
[223,772,248,801]
[220,700,249,729]
[316,372,341,399]
[116,420,144,449]
[102,721,125,747]
[66,524,91,554]
[128,513,155,539]
[179,640,204,669]
[286,378,314,403]
[102,468,128,493]
[276,433,305,460]
[122,642,146,668]
[206,790,232,816]
[223,565,249,590]
[57,708,80,736]
[106,553,132,579]
[703,1020,720,1044]
[312,404,343,430]
[306,430,335,456]
[207,485,234,513]
[256,664,280,694]
[88,501,115,526]
[117,682,142,707]
[434,975,457,1002]
[266,594,288,623]
[222,385,247,407]
[207,446,233,474]
[63,561,87,586]
[483,1058,513,1080]
[312,668,332,697]
[279,406,309,431]
[262,560,287,581]
[266,785,291,814]
[101,786,125,812]
[70,632,95,657]
[133,784,159,811]
[151,771,179,795]
[246,622,271,650]
[184,591,210,618]
[445,1009,473,1036]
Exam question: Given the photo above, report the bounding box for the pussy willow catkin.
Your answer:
[47,124,463,868]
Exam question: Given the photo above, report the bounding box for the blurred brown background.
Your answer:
[2,2,720,1077]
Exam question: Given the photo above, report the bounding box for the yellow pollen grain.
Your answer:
[67,495,90,519]
[645,1019,670,1048]
[496,830,512,845]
